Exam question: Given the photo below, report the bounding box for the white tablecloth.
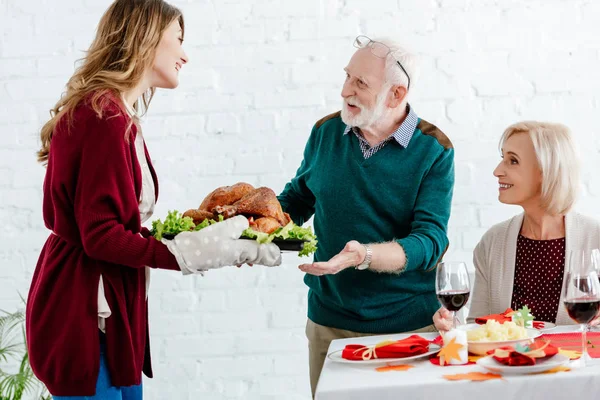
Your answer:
[315,326,600,400]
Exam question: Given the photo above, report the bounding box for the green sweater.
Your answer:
[278,111,455,333]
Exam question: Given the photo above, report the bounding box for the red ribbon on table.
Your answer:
[542,332,600,358]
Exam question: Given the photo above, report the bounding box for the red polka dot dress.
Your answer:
[510,234,566,323]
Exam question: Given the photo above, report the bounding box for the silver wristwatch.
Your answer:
[356,244,372,270]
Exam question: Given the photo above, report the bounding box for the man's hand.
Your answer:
[299,240,366,276]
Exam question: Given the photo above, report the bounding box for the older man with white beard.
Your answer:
[278,35,454,396]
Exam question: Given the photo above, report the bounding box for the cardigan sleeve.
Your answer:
[73,112,180,271]
[467,238,490,323]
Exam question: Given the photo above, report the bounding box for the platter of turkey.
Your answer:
[150,182,317,256]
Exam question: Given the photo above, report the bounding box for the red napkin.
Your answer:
[341,335,430,361]
[475,308,543,328]
[488,341,558,366]
[490,348,536,366]
[475,308,514,324]
[432,335,443,346]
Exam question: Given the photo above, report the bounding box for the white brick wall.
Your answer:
[1,0,600,398]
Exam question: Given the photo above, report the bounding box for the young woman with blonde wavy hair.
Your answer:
[27,1,280,398]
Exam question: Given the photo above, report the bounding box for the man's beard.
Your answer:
[341,85,392,129]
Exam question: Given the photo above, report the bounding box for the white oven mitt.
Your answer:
[162,215,282,275]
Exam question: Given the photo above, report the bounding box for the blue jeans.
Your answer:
[53,335,143,400]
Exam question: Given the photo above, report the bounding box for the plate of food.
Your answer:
[252,238,309,252]
[160,235,310,252]
[327,344,442,365]
[150,183,318,257]
[476,353,569,374]
[457,321,541,355]
[475,306,556,331]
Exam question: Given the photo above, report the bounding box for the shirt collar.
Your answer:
[343,104,418,148]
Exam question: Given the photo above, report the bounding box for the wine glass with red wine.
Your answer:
[588,249,600,331]
[436,261,471,329]
[562,249,600,367]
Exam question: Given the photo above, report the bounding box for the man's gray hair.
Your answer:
[371,37,419,93]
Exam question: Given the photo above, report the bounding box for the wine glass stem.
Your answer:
[582,324,588,367]
[451,311,457,329]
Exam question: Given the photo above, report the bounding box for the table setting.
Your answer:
[315,256,600,400]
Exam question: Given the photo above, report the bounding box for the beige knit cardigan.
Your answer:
[467,212,600,325]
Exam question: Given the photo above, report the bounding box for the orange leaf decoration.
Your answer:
[437,337,464,366]
[558,348,582,360]
[443,372,502,381]
[375,364,415,372]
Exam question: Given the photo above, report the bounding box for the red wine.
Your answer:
[564,299,600,324]
[437,290,470,311]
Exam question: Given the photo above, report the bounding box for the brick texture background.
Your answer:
[1,0,599,398]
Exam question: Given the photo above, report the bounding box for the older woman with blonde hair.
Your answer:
[434,121,600,331]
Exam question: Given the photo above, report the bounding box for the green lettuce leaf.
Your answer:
[241,227,272,243]
[151,210,195,240]
[241,221,318,257]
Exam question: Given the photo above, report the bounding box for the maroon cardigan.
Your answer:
[26,93,180,396]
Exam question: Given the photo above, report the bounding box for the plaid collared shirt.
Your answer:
[343,105,418,159]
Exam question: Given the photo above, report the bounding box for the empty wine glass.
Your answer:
[562,249,600,367]
[436,262,471,329]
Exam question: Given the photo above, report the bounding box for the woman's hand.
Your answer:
[433,307,454,332]
[162,215,281,274]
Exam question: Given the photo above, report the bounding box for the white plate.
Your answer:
[457,323,542,355]
[476,353,570,374]
[327,343,441,365]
